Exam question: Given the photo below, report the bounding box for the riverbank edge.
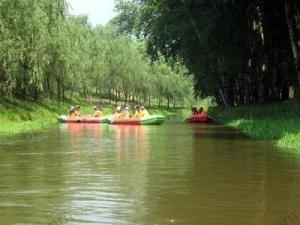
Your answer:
[208,101,300,152]
[0,97,189,136]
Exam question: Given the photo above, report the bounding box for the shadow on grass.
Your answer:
[208,101,300,150]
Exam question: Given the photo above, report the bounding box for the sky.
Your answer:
[68,0,116,26]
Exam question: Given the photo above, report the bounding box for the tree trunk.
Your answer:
[70,87,74,101]
[158,97,161,108]
[115,89,118,106]
[148,94,151,109]
[108,88,111,104]
[62,82,65,103]
[98,88,102,104]
[284,0,300,99]
[57,78,61,102]
[125,92,128,106]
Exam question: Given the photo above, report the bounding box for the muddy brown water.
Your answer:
[0,123,300,225]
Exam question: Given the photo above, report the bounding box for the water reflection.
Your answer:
[0,124,300,224]
[60,123,105,137]
[109,125,150,164]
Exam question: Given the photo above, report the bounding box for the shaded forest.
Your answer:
[112,0,300,106]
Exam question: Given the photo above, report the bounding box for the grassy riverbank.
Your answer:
[209,101,300,151]
[0,97,190,136]
[0,98,65,135]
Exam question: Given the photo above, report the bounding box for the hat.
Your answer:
[116,106,121,111]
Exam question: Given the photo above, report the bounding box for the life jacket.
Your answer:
[69,111,76,117]
[122,111,130,119]
[114,112,122,119]
[192,110,198,115]
[198,111,208,117]
[93,110,103,117]
[139,110,150,118]
[143,109,150,117]
[74,110,81,117]
[134,110,140,118]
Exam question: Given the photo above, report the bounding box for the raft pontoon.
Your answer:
[109,115,165,125]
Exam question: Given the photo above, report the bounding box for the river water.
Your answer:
[0,123,300,225]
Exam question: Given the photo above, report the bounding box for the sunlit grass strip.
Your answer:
[209,101,300,151]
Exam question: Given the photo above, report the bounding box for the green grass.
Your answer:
[0,97,193,136]
[0,97,65,135]
[208,101,300,151]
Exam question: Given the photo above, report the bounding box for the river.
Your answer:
[0,123,300,225]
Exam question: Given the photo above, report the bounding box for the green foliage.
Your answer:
[208,102,300,151]
[0,97,63,135]
[113,0,300,106]
[0,0,195,107]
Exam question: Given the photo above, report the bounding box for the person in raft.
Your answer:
[139,106,150,118]
[114,106,123,119]
[198,107,208,116]
[191,107,198,115]
[134,105,140,118]
[93,106,104,117]
[69,106,76,117]
[122,106,131,119]
[74,105,81,117]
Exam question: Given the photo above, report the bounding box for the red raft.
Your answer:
[58,115,111,123]
[187,114,214,123]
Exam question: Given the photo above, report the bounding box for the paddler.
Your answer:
[191,107,198,115]
[139,106,150,118]
[74,105,81,116]
[69,106,76,117]
[134,105,140,118]
[122,106,131,119]
[198,107,208,116]
[114,106,122,119]
[93,106,104,117]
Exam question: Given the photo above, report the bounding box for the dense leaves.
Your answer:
[0,0,193,107]
[113,0,300,106]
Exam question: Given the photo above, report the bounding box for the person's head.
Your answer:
[199,107,203,112]
[141,106,145,111]
[135,105,140,110]
[116,106,121,112]
[76,105,81,110]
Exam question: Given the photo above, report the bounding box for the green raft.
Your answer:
[110,115,165,125]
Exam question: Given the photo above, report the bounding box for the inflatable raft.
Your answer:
[187,115,214,123]
[109,115,165,125]
[58,115,112,123]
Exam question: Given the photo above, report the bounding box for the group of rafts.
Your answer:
[58,105,213,125]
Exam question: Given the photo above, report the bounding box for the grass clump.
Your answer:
[208,101,300,151]
[0,97,66,135]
